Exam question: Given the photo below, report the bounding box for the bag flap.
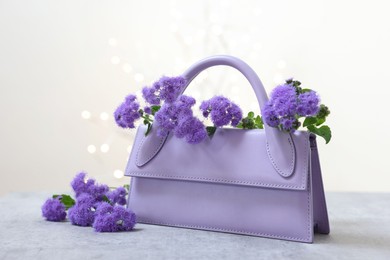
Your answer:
[125,126,311,191]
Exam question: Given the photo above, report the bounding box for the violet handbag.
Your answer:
[125,55,330,243]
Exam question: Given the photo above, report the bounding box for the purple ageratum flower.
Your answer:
[269,84,297,117]
[41,198,67,222]
[159,76,187,103]
[175,116,208,144]
[262,103,280,127]
[93,202,136,232]
[68,193,97,227]
[106,187,127,206]
[280,117,295,132]
[154,95,195,136]
[262,81,320,132]
[200,100,211,117]
[142,82,161,105]
[88,183,109,202]
[297,91,320,116]
[71,172,94,197]
[144,106,152,115]
[114,94,141,128]
[155,95,207,144]
[200,96,243,127]
[71,172,109,201]
[142,76,187,105]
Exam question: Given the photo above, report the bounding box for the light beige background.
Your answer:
[1,0,389,196]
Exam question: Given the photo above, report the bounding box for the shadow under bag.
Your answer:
[124,55,330,243]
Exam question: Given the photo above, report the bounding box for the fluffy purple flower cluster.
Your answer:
[155,95,207,144]
[71,172,109,199]
[41,172,136,233]
[114,75,247,144]
[68,193,96,226]
[114,94,141,128]
[262,82,320,132]
[93,202,136,232]
[200,96,243,127]
[106,187,127,206]
[296,91,320,116]
[41,198,67,222]
[142,76,187,105]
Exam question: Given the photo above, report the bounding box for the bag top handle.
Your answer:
[182,55,269,107]
[136,55,296,178]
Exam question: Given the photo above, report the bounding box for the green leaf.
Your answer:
[301,88,312,93]
[145,123,152,136]
[241,118,255,129]
[143,119,148,125]
[315,117,326,126]
[102,195,111,204]
[293,80,301,87]
[307,125,332,144]
[303,117,317,127]
[206,126,217,138]
[53,194,76,210]
[254,116,263,129]
[317,104,330,119]
[151,105,161,115]
[236,123,243,129]
[248,111,254,118]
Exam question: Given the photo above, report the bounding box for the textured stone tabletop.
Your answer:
[0,192,389,260]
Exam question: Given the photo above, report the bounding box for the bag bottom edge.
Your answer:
[136,218,313,243]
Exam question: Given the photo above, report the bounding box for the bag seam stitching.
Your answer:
[126,172,305,189]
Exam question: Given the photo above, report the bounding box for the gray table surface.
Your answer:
[0,192,389,260]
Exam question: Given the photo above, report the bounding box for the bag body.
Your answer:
[124,56,330,243]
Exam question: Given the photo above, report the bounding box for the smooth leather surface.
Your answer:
[127,125,309,191]
[127,175,313,243]
[124,55,330,243]
[136,56,296,177]
[126,132,330,242]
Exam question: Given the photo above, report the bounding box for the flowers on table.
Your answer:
[41,172,136,233]
[68,193,96,227]
[106,187,127,206]
[93,202,136,232]
[41,198,67,222]
[114,76,331,143]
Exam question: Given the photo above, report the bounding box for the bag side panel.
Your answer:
[310,137,330,234]
[128,177,314,243]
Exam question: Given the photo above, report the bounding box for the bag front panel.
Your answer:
[128,177,313,243]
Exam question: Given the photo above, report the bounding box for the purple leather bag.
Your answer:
[125,55,330,243]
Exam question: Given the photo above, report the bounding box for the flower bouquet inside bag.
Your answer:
[115,55,330,243]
